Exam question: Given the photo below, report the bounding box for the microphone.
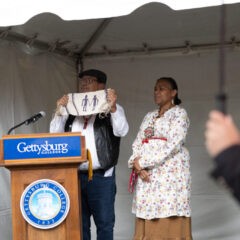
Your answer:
[7,111,46,135]
[24,111,46,125]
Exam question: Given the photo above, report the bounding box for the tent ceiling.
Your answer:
[0,2,240,59]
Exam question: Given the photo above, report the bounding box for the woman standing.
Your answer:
[128,77,192,240]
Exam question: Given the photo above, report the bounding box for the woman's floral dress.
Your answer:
[128,106,191,220]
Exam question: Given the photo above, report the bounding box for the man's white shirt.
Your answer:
[50,103,128,177]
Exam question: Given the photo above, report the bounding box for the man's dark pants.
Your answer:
[79,170,116,240]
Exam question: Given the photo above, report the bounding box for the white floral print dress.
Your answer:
[128,105,191,220]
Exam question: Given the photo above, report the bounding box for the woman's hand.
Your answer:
[139,170,150,182]
[133,157,150,182]
[133,157,141,172]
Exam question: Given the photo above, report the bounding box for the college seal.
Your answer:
[20,179,70,229]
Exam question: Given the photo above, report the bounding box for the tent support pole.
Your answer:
[77,18,112,59]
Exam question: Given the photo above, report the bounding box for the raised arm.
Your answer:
[50,95,69,133]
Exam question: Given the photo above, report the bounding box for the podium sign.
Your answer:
[1,132,86,167]
[3,135,81,160]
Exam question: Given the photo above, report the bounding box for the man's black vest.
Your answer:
[65,114,121,170]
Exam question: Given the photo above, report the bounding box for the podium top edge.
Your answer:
[2,132,83,139]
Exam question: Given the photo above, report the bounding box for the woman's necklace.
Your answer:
[143,113,159,139]
[143,104,175,139]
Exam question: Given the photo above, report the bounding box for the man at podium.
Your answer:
[50,69,129,240]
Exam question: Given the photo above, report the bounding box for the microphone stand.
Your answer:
[7,120,27,135]
[7,112,45,135]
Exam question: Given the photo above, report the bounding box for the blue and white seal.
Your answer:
[20,179,70,229]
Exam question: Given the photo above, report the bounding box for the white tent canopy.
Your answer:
[1,0,240,26]
[1,2,240,61]
[1,1,240,240]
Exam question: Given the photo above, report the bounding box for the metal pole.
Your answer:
[216,2,227,114]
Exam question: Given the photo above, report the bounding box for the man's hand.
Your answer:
[205,110,240,157]
[57,95,69,108]
[107,88,117,113]
[56,95,69,116]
